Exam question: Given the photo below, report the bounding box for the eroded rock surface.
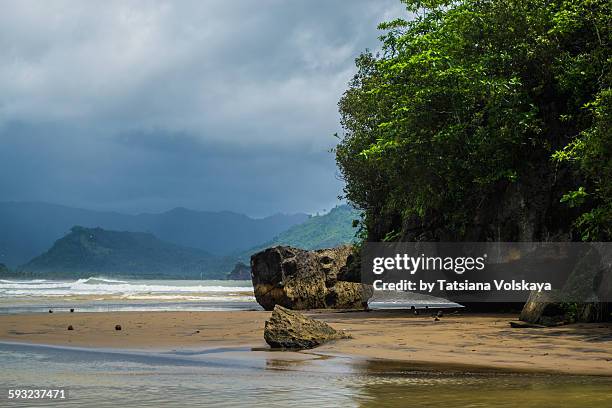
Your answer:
[251,245,372,311]
[520,244,612,324]
[264,305,349,349]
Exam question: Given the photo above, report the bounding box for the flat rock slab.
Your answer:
[264,305,349,349]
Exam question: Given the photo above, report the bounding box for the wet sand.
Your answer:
[0,310,610,376]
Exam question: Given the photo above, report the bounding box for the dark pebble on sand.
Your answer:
[67,325,74,330]
[115,325,122,331]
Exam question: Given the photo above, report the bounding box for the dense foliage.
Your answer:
[336,0,610,242]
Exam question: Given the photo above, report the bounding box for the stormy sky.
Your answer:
[0,0,405,216]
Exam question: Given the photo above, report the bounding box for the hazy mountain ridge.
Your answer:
[0,201,308,267]
[1,203,359,279]
[237,205,361,261]
[21,226,234,279]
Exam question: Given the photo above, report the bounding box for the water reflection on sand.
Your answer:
[1,342,611,408]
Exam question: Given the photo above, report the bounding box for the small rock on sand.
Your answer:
[264,305,349,349]
[115,324,122,331]
[509,321,545,328]
[67,325,74,330]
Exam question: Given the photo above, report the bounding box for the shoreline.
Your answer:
[1,310,610,376]
[1,339,608,379]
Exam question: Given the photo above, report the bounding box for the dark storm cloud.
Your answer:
[0,0,406,215]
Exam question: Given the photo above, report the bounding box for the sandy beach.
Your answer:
[1,310,610,376]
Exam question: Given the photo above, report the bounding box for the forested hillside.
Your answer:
[0,202,308,267]
[238,205,361,261]
[22,226,233,279]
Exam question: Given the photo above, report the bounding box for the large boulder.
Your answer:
[250,245,372,310]
[264,305,349,349]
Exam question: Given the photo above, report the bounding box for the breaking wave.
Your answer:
[0,277,253,298]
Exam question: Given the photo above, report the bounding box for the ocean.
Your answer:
[0,277,459,314]
[0,278,259,314]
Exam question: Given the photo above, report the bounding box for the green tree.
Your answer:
[336,0,610,242]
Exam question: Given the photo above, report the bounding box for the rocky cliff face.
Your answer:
[250,245,372,311]
[363,176,612,321]
[520,244,611,324]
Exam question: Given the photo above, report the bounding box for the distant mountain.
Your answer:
[238,205,361,261]
[21,226,233,279]
[0,201,308,267]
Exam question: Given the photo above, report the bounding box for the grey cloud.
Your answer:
[0,0,406,215]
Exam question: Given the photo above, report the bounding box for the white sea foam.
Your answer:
[0,277,253,299]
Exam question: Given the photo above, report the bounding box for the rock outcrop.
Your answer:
[227,262,251,280]
[250,245,372,310]
[519,292,570,326]
[264,305,349,349]
[520,244,611,324]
